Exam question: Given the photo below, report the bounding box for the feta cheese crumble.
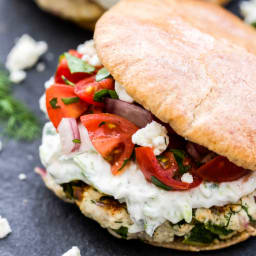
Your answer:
[62,246,81,256]
[0,217,12,239]
[6,34,48,83]
[18,173,27,181]
[77,40,101,67]
[240,0,256,24]
[181,173,193,184]
[115,81,134,103]
[132,121,169,155]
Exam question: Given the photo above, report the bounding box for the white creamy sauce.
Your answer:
[40,122,256,236]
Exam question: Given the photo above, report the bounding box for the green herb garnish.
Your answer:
[99,121,106,127]
[205,223,233,236]
[170,149,190,175]
[64,53,95,74]
[96,67,111,82]
[72,139,81,144]
[118,159,130,172]
[113,226,128,239]
[183,223,217,245]
[251,22,256,28]
[50,97,60,109]
[61,97,80,105]
[151,176,172,191]
[0,68,40,140]
[93,89,118,102]
[61,75,75,86]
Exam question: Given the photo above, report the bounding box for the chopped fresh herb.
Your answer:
[91,200,96,204]
[118,159,130,172]
[96,67,111,82]
[61,183,74,199]
[210,183,219,189]
[64,53,95,74]
[50,97,60,109]
[205,223,233,236]
[151,176,172,191]
[183,223,217,245]
[113,226,128,239]
[0,68,40,140]
[99,121,106,127]
[170,149,190,175]
[251,22,256,28]
[61,97,80,105]
[61,181,86,199]
[72,139,81,144]
[61,75,75,86]
[93,89,118,102]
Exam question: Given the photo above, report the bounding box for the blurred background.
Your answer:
[0,0,255,255]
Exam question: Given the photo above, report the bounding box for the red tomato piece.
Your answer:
[80,113,138,175]
[196,156,250,182]
[55,50,91,84]
[74,77,114,106]
[136,147,202,190]
[46,84,88,128]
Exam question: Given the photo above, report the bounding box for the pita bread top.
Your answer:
[94,0,256,170]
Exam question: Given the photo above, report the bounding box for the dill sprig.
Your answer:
[0,68,41,140]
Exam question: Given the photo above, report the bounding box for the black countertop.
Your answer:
[0,0,255,255]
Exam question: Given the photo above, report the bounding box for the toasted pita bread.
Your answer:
[35,0,230,30]
[37,168,256,251]
[94,0,256,171]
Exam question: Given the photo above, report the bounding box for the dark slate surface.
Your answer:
[0,0,254,255]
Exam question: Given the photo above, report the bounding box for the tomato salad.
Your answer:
[45,49,251,191]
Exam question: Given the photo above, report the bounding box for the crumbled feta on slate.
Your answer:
[36,62,46,72]
[0,217,12,239]
[62,246,81,256]
[115,81,134,103]
[6,34,48,83]
[77,40,101,67]
[240,0,256,24]
[132,121,169,155]
[181,173,193,184]
[18,173,27,181]
[9,70,26,84]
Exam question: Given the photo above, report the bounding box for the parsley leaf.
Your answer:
[170,149,190,175]
[50,98,60,109]
[64,53,95,74]
[72,139,81,144]
[113,226,128,239]
[184,223,217,245]
[61,97,80,105]
[96,67,111,82]
[93,89,118,102]
[61,75,75,86]
[151,176,172,191]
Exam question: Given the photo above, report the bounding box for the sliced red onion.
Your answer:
[34,167,47,177]
[57,118,81,154]
[104,98,153,128]
[186,142,202,162]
